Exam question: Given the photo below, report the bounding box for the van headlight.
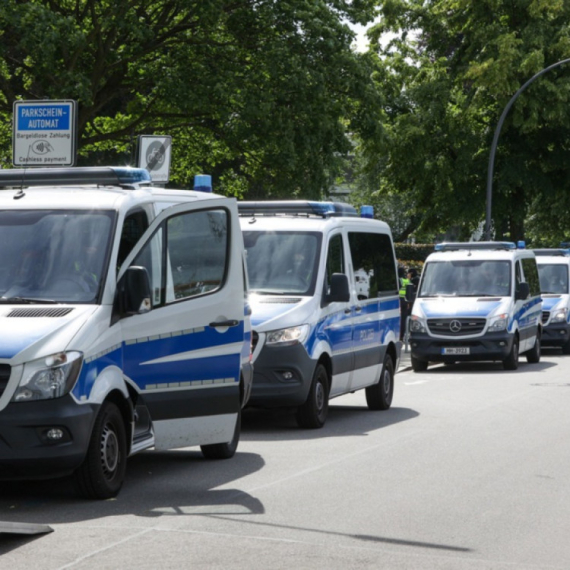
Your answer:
[265,325,310,347]
[409,316,426,333]
[12,351,83,402]
[488,314,508,332]
[551,308,568,323]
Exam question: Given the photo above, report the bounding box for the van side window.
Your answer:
[118,210,149,269]
[131,227,164,306]
[167,209,228,300]
[324,234,344,294]
[348,232,398,299]
[515,261,523,288]
[521,258,541,297]
[132,208,229,307]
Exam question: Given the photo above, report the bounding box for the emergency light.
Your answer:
[0,167,151,188]
[434,242,517,252]
[360,205,374,218]
[237,201,358,218]
[194,174,212,193]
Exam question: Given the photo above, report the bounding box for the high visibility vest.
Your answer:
[399,277,410,298]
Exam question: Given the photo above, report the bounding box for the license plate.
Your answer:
[441,347,470,355]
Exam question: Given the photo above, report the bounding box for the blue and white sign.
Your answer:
[13,100,77,166]
[137,135,171,183]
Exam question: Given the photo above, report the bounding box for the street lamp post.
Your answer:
[484,57,570,240]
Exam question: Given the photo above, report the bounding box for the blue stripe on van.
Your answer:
[73,324,243,400]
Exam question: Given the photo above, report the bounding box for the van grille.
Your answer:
[427,318,486,336]
[8,308,73,318]
[542,311,550,325]
[0,365,10,398]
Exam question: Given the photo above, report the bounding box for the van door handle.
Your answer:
[209,319,239,328]
[344,308,351,315]
[355,306,362,313]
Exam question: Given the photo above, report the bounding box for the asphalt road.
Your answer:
[1,349,570,569]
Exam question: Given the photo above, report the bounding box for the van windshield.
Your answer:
[243,231,322,295]
[419,260,511,298]
[538,263,569,294]
[0,209,114,304]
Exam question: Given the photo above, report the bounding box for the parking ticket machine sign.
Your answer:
[13,100,77,166]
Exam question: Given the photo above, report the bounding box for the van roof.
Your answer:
[0,167,225,211]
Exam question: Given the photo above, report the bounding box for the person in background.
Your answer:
[399,267,410,341]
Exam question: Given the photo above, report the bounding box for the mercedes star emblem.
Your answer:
[449,320,462,333]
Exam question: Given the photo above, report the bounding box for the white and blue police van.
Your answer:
[534,249,570,353]
[408,242,542,372]
[0,166,252,499]
[238,201,401,429]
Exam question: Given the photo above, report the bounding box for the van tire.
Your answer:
[366,356,394,410]
[503,336,519,370]
[411,355,428,372]
[201,408,241,459]
[296,364,329,429]
[75,401,127,500]
[526,330,541,364]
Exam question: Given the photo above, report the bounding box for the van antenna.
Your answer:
[14,142,32,200]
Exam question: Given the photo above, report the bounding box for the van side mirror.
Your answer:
[405,283,417,303]
[325,273,350,304]
[515,281,530,301]
[117,266,152,318]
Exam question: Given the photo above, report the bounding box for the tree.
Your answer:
[356,0,570,243]
[0,0,382,197]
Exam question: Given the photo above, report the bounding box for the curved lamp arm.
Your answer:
[484,57,570,240]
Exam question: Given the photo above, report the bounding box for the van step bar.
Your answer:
[0,521,53,535]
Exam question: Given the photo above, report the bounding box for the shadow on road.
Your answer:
[0,449,265,546]
[416,359,557,375]
[241,405,419,441]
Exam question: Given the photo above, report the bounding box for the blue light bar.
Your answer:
[0,166,151,188]
[534,249,570,257]
[111,167,151,185]
[434,242,516,252]
[360,205,374,219]
[237,201,358,218]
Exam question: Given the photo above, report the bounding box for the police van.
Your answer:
[0,167,252,499]
[534,249,570,353]
[238,201,401,429]
[408,242,542,371]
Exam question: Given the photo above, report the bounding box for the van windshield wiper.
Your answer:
[0,296,59,304]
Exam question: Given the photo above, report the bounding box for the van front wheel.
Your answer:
[366,356,394,410]
[296,364,329,429]
[526,330,541,364]
[503,336,519,370]
[76,401,127,500]
[411,355,428,372]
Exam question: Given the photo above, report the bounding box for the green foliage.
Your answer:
[356,0,570,242]
[394,243,434,263]
[0,0,382,198]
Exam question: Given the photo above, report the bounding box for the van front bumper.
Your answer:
[248,343,315,408]
[409,332,514,363]
[541,323,570,347]
[0,395,97,480]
